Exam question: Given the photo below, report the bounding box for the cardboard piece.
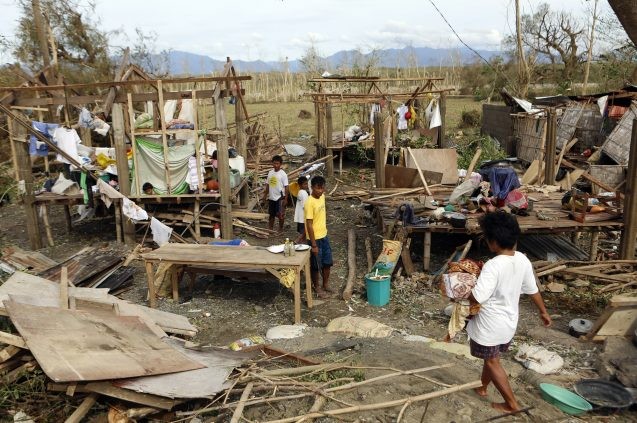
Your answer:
[384,165,442,188]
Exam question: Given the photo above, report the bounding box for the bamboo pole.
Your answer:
[406,147,432,196]
[264,380,481,423]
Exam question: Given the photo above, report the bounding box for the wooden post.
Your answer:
[620,119,637,259]
[325,103,334,177]
[79,127,92,147]
[234,88,249,206]
[373,112,384,188]
[114,200,122,243]
[6,116,19,181]
[112,103,136,245]
[544,109,557,185]
[589,231,600,261]
[438,92,446,147]
[15,136,42,250]
[127,93,142,196]
[215,84,233,240]
[314,100,322,158]
[157,80,172,194]
[423,231,432,271]
[194,198,201,240]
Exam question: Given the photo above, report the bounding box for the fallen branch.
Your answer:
[230,382,253,423]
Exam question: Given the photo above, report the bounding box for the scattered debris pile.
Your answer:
[533,260,637,295]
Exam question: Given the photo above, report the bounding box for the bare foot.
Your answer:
[314,288,329,299]
[474,387,488,397]
[491,402,519,413]
[323,286,335,294]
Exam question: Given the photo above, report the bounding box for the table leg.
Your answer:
[305,261,313,308]
[294,268,301,324]
[64,205,72,233]
[145,261,156,308]
[339,153,343,174]
[171,265,179,302]
[423,231,432,271]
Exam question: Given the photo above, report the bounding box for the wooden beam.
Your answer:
[374,112,384,188]
[102,48,130,118]
[544,109,557,185]
[325,104,334,177]
[4,75,252,92]
[438,92,446,147]
[215,65,234,240]
[157,80,172,195]
[0,331,27,349]
[12,88,245,108]
[620,118,637,259]
[112,103,136,245]
[64,393,98,423]
[14,134,42,250]
[127,93,142,196]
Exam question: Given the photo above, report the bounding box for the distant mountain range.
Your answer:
[165,46,502,74]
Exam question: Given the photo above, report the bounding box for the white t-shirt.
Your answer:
[396,104,408,130]
[466,251,539,346]
[294,190,309,223]
[266,169,288,201]
[53,127,82,166]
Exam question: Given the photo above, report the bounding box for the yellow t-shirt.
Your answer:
[304,194,327,240]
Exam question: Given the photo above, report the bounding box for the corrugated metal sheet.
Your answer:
[518,234,588,261]
[602,102,637,166]
[0,246,58,274]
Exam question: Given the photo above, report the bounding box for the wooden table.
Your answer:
[141,244,313,323]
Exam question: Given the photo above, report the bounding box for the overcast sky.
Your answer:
[0,0,611,63]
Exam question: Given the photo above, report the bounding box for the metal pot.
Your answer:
[569,318,593,337]
[448,212,467,229]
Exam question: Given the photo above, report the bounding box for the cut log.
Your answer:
[365,237,373,272]
[342,229,357,301]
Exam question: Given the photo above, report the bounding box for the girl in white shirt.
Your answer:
[294,176,309,244]
[468,211,551,413]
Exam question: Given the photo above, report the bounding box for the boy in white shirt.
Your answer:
[294,176,309,244]
[262,155,289,232]
[467,211,551,412]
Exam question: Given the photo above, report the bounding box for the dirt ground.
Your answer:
[0,162,635,421]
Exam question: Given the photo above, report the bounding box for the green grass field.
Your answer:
[215,97,483,141]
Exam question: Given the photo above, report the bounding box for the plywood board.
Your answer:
[115,338,248,399]
[0,272,194,336]
[595,308,637,337]
[384,165,442,188]
[4,300,204,382]
[404,148,458,185]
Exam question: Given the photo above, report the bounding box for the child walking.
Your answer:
[467,211,551,412]
[294,176,309,244]
[262,155,289,232]
[305,176,333,298]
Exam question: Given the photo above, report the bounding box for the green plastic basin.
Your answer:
[539,383,593,415]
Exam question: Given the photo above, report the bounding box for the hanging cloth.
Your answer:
[370,104,381,125]
[396,104,409,130]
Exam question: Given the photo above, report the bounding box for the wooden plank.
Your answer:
[142,245,310,267]
[85,382,176,410]
[157,80,172,194]
[0,331,27,349]
[64,393,98,423]
[620,118,637,259]
[59,267,69,309]
[1,246,57,273]
[4,300,203,382]
[406,147,433,195]
[405,148,458,185]
[0,345,22,362]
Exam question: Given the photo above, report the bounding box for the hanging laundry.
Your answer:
[53,127,82,168]
[430,101,442,129]
[91,117,110,136]
[370,104,381,125]
[187,156,204,191]
[79,108,92,128]
[396,104,409,130]
[122,198,149,222]
[30,121,58,156]
[408,105,417,128]
[150,217,172,246]
[96,179,124,208]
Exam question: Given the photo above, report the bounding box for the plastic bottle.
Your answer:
[284,238,291,257]
[213,223,221,239]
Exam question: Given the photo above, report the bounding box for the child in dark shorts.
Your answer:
[305,176,333,298]
[467,211,551,412]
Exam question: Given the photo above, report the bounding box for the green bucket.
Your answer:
[539,383,593,416]
[365,273,391,307]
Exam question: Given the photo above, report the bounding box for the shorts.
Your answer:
[296,222,305,235]
[308,236,333,271]
[469,339,511,360]
[268,198,284,218]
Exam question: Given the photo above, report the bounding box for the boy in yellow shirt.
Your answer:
[305,176,332,298]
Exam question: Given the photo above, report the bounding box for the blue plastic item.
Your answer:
[365,274,391,307]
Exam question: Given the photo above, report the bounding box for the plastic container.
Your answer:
[365,273,391,307]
